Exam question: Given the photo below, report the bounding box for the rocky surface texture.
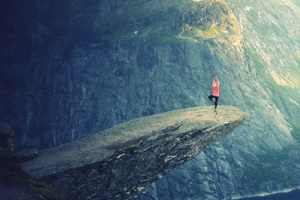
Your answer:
[0,0,241,149]
[140,0,300,199]
[21,106,247,200]
[1,0,300,199]
[0,123,15,152]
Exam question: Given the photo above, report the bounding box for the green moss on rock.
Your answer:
[94,0,237,45]
[0,150,65,200]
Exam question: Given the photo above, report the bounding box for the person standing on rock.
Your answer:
[208,76,220,112]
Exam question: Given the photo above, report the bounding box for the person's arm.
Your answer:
[215,77,219,86]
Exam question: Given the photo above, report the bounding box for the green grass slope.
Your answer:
[92,0,238,44]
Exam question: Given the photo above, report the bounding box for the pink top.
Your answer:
[212,81,219,97]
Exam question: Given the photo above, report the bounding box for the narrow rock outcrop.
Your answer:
[21,106,247,200]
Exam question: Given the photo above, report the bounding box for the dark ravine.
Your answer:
[21,106,247,200]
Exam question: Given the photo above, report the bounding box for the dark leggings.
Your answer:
[208,95,219,109]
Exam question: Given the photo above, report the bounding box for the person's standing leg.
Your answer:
[214,97,219,109]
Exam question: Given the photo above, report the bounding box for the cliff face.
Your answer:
[21,106,247,200]
[1,0,300,199]
[142,0,300,199]
[0,0,240,149]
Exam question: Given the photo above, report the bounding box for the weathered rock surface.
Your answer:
[0,122,15,151]
[2,0,300,199]
[22,106,247,200]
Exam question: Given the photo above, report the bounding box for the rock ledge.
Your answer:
[22,105,247,200]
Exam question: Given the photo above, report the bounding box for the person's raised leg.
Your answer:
[208,95,215,104]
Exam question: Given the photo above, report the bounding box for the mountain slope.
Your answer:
[0,0,239,149]
[141,0,300,199]
[0,0,300,199]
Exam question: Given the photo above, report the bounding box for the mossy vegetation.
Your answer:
[268,84,300,142]
[0,150,65,200]
[118,145,138,153]
[242,24,300,187]
[241,148,300,190]
[29,179,65,200]
[156,134,171,140]
[246,43,300,144]
[94,0,237,45]
[289,52,300,86]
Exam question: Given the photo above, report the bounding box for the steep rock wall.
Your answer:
[141,0,300,199]
[1,0,299,199]
[0,0,236,150]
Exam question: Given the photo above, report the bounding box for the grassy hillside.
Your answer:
[92,0,237,44]
[228,0,300,190]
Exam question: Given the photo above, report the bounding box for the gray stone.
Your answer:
[17,148,38,163]
[0,122,15,152]
[21,106,247,200]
